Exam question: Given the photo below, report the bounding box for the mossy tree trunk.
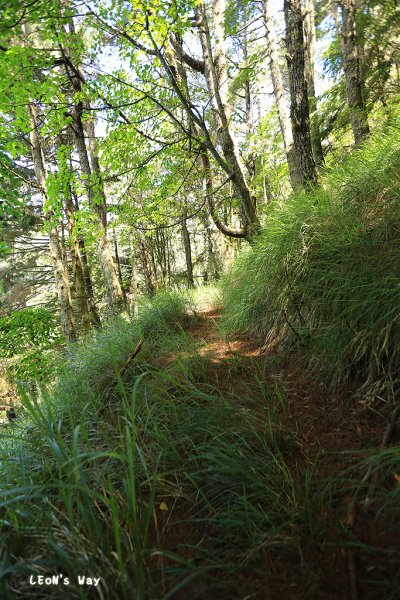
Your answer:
[284,0,318,188]
[303,0,325,168]
[340,0,370,146]
[262,0,302,189]
[181,208,194,288]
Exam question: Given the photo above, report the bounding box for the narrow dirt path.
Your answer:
[189,309,272,410]
[188,308,383,461]
[183,307,388,599]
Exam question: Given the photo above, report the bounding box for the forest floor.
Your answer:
[173,306,390,599]
[189,307,383,468]
[1,301,397,599]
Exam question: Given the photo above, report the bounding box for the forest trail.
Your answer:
[1,0,398,594]
[0,301,395,600]
[186,307,382,467]
[168,307,387,598]
[189,308,265,401]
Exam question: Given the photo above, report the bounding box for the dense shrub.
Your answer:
[0,307,61,381]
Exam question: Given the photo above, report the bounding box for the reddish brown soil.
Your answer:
[189,310,384,459]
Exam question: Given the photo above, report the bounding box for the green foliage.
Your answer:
[222,125,400,399]
[0,308,58,357]
[0,147,20,214]
[251,111,291,202]
[320,0,400,139]
[44,145,75,220]
[0,307,61,381]
[0,241,11,258]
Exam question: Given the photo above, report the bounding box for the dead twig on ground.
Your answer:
[120,339,145,375]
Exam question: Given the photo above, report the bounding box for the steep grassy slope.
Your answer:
[222,126,400,399]
[0,289,399,598]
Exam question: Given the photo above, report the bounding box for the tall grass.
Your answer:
[323,444,400,600]
[222,126,400,399]
[0,290,328,599]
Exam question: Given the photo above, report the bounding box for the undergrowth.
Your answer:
[222,125,400,400]
[0,288,399,598]
[0,290,326,599]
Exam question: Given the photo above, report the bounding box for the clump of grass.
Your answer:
[323,444,400,600]
[50,290,195,406]
[222,125,400,399]
[137,289,197,336]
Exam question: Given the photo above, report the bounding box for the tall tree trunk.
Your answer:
[194,0,260,235]
[242,3,256,181]
[60,19,125,312]
[331,0,341,33]
[284,0,318,188]
[149,238,158,289]
[129,233,138,310]
[212,0,231,120]
[261,0,302,189]
[28,102,77,342]
[202,211,219,282]
[140,238,156,296]
[70,188,101,327]
[82,102,108,229]
[154,227,168,287]
[65,192,91,331]
[303,0,325,167]
[113,230,127,304]
[78,238,101,327]
[60,223,68,274]
[72,242,91,331]
[340,0,370,145]
[181,209,194,288]
[243,30,252,138]
[68,94,125,311]
[166,234,173,286]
